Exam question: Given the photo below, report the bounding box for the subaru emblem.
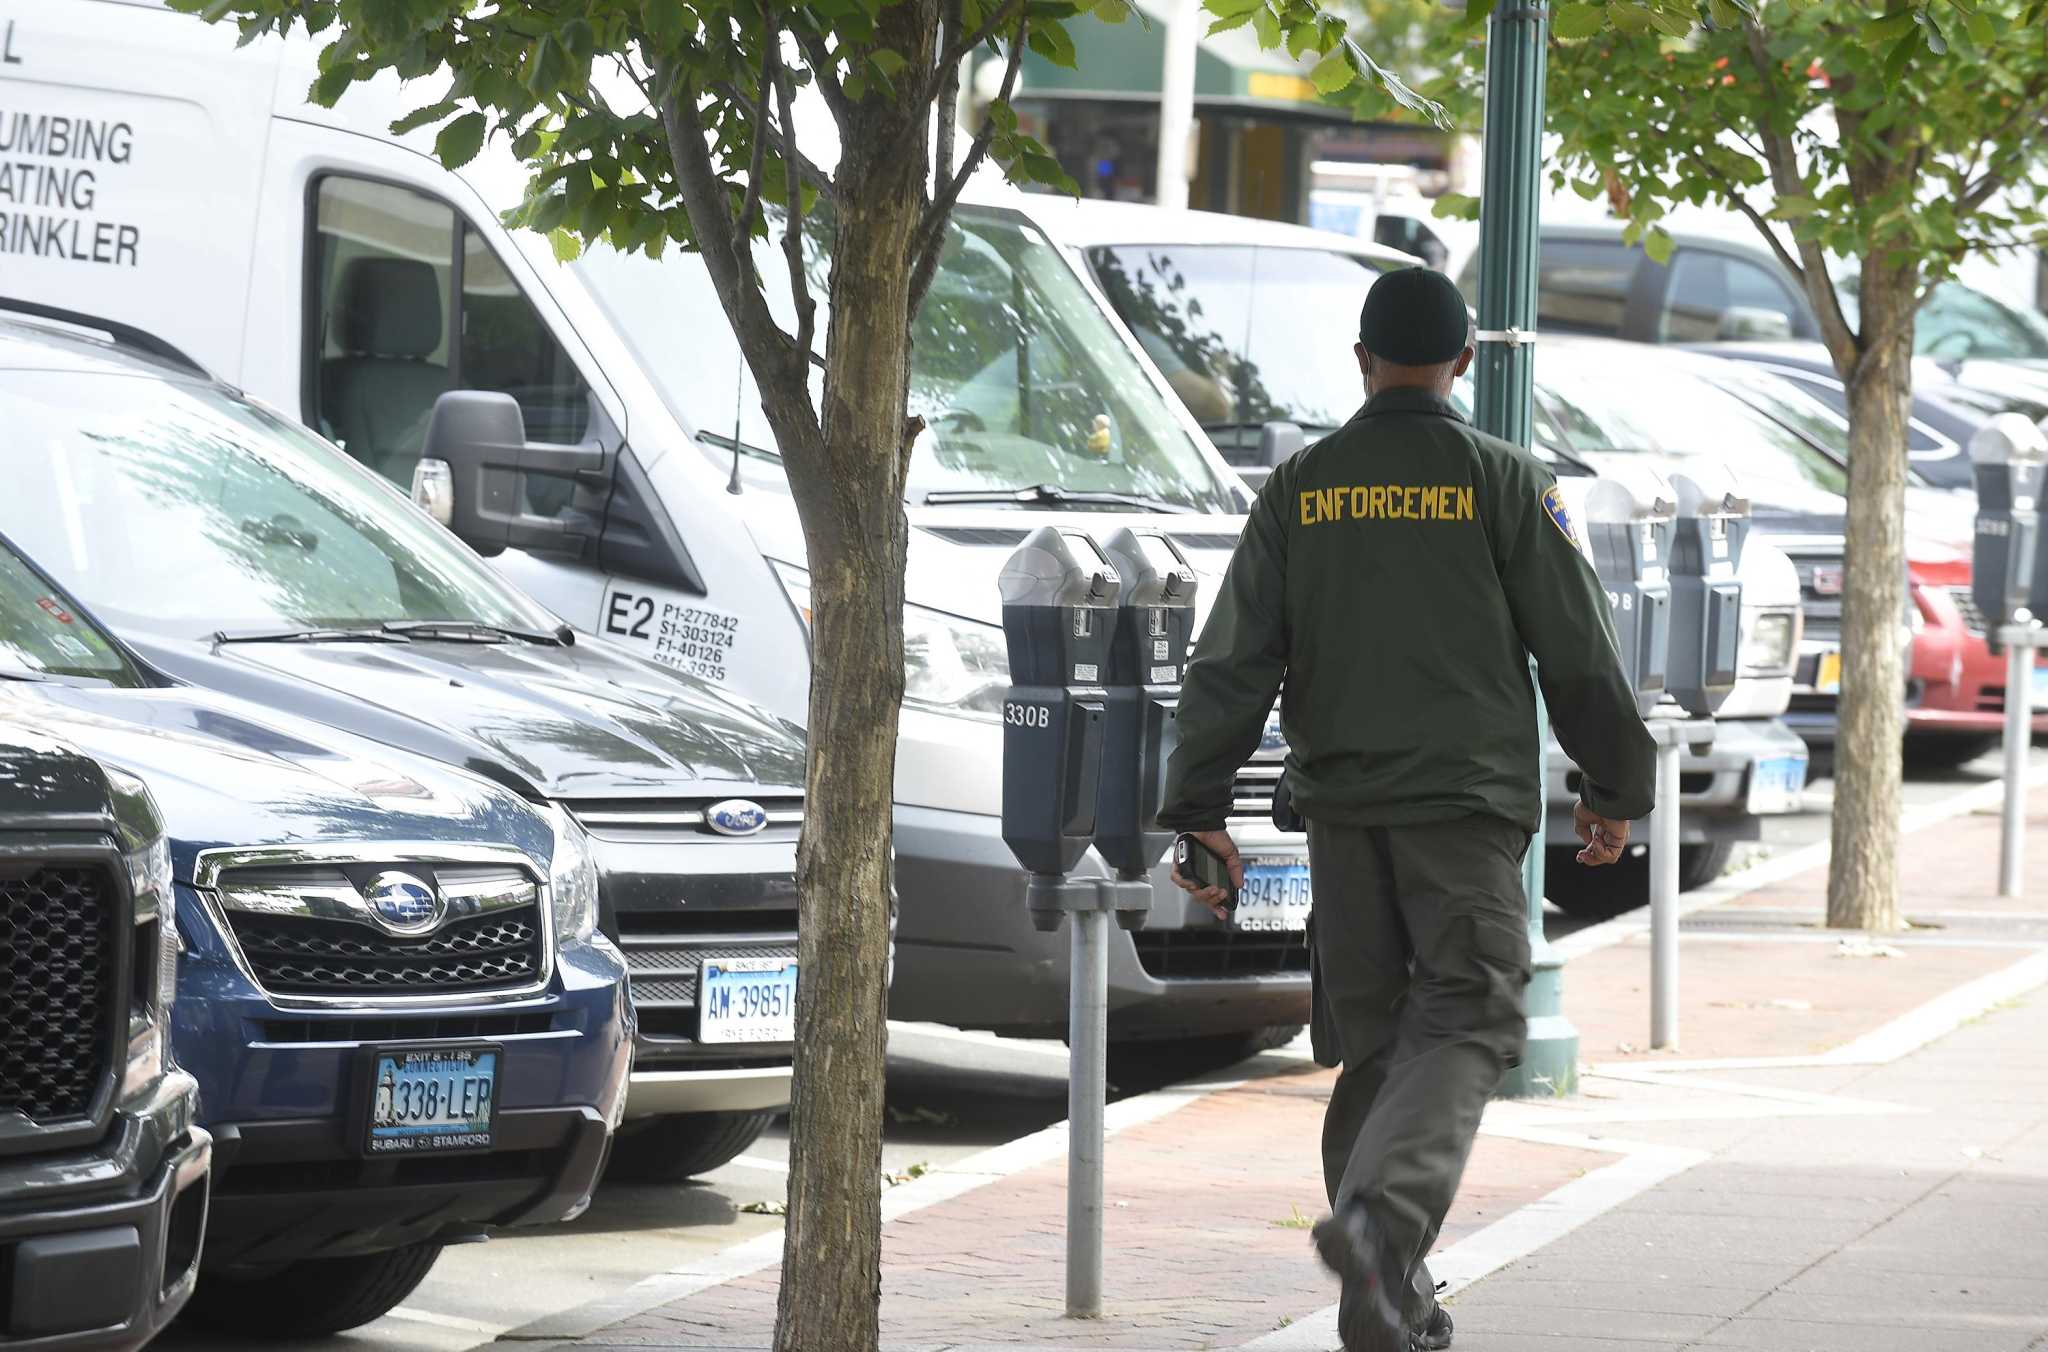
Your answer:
[362,871,445,936]
[705,799,768,837]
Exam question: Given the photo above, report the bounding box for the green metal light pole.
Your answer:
[1470,0,1578,1099]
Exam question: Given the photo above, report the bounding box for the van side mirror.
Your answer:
[1716,306,1793,342]
[418,390,608,558]
[1259,421,1306,467]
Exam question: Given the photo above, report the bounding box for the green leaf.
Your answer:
[872,47,908,76]
[1867,9,1917,41]
[434,110,489,169]
[1309,47,1356,96]
[1203,0,1268,18]
[1912,9,1948,53]
[1645,6,1693,36]
[1431,192,1480,221]
[642,0,686,42]
[1551,5,1606,39]
[549,227,583,262]
[1884,28,1920,83]
[1964,9,1997,46]
[1609,3,1653,33]
[1092,0,1131,22]
[1707,0,1742,28]
[1252,5,1282,49]
[1026,22,1077,69]
[390,98,459,136]
[1207,11,1254,34]
[1769,195,1819,218]
[559,18,596,62]
[1643,226,1675,265]
[1571,176,1605,200]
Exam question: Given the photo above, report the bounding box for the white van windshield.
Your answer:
[0,372,562,641]
[575,208,1239,514]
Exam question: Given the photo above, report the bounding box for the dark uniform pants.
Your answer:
[1307,814,1532,1327]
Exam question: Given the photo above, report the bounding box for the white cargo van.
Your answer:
[3,0,1316,1050]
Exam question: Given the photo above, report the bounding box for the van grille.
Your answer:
[1,865,117,1125]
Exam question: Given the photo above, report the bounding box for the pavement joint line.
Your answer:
[483,1065,1290,1346]
[1662,931,2048,948]
[1551,761,2048,964]
[388,1306,506,1335]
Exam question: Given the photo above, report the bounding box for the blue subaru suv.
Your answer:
[0,535,631,1338]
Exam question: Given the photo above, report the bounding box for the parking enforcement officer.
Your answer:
[1159,268,1656,1352]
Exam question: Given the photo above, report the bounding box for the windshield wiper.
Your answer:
[381,620,572,646]
[920,484,1195,514]
[214,626,413,647]
[698,431,780,460]
[1201,420,1338,435]
[0,666,50,682]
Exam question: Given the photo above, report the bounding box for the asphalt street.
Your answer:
[160,741,2048,1352]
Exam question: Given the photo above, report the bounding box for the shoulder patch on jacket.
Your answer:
[1541,484,1580,547]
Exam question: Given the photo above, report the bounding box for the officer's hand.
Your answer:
[1170,829,1244,922]
[1573,801,1629,867]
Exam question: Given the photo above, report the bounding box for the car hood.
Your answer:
[2,684,556,884]
[128,631,807,805]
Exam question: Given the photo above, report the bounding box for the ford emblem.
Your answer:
[363,871,445,936]
[705,799,769,837]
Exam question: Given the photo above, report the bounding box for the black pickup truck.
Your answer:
[0,717,211,1349]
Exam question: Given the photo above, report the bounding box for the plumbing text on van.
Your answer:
[0,100,143,267]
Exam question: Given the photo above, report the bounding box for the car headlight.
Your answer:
[106,768,179,1016]
[770,562,1010,719]
[1741,607,1798,676]
[549,805,600,944]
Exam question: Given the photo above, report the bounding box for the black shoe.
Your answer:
[1415,1304,1453,1351]
[1312,1205,1405,1352]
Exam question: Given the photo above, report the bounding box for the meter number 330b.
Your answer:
[1004,702,1051,729]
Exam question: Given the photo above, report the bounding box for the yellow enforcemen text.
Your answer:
[1299,483,1474,526]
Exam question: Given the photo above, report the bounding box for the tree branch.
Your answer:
[932,0,961,208]
[734,25,780,293]
[1679,147,1805,286]
[659,69,805,389]
[713,80,843,204]
[922,0,1026,103]
[1741,17,1857,373]
[908,18,1024,313]
[773,54,818,362]
[791,26,855,124]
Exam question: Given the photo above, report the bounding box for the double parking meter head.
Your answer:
[1094,529,1200,905]
[998,528,1119,887]
[1967,413,2045,634]
[1579,474,1675,718]
[1666,470,1750,716]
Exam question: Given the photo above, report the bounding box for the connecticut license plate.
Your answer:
[1747,754,1808,815]
[1235,859,1312,932]
[699,957,799,1043]
[364,1045,498,1155]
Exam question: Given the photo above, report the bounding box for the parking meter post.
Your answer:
[1471,0,1571,1097]
[1648,721,1684,1049]
[1998,622,2038,899]
[997,528,1119,1316]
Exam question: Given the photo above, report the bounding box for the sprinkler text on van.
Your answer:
[0,108,143,267]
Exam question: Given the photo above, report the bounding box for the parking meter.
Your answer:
[1666,470,1749,716]
[1578,475,1675,717]
[1095,529,1200,930]
[999,528,1119,923]
[1969,413,2045,634]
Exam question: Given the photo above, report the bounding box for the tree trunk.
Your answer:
[770,22,933,1349]
[1826,261,1915,933]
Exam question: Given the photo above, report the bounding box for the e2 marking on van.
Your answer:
[0,102,144,267]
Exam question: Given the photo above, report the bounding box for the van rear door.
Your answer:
[0,0,275,376]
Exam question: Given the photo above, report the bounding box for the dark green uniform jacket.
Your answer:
[1158,387,1656,835]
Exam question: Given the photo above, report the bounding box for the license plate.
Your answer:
[364,1045,498,1156]
[2033,663,2048,711]
[1747,754,1808,814]
[699,957,798,1043]
[1234,859,1312,932]
[1815,650,1842,695]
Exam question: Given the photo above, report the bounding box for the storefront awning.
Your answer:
[1010,0,1349,122]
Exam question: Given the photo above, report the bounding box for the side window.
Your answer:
[310,176,592,503]
[1535,241,1636,337]
[1658,251,1800,341]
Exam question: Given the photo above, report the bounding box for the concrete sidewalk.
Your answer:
[523,785,2048,1352]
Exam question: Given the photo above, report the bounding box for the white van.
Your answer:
[2,0,1313,1051]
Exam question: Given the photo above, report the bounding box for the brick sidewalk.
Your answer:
[555,785,2048,1351]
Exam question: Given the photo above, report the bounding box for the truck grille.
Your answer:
[1951,586,1988,637]
[615,912,799,1040]
[1131,929,1311,980]
[1228,761,1284,820]
[227,909,542,995]
[207,859,547,1000]
[1791,553,1844,643]
[1,865,116,1124]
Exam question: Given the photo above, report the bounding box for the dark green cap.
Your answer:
[1358,267,1472,365]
